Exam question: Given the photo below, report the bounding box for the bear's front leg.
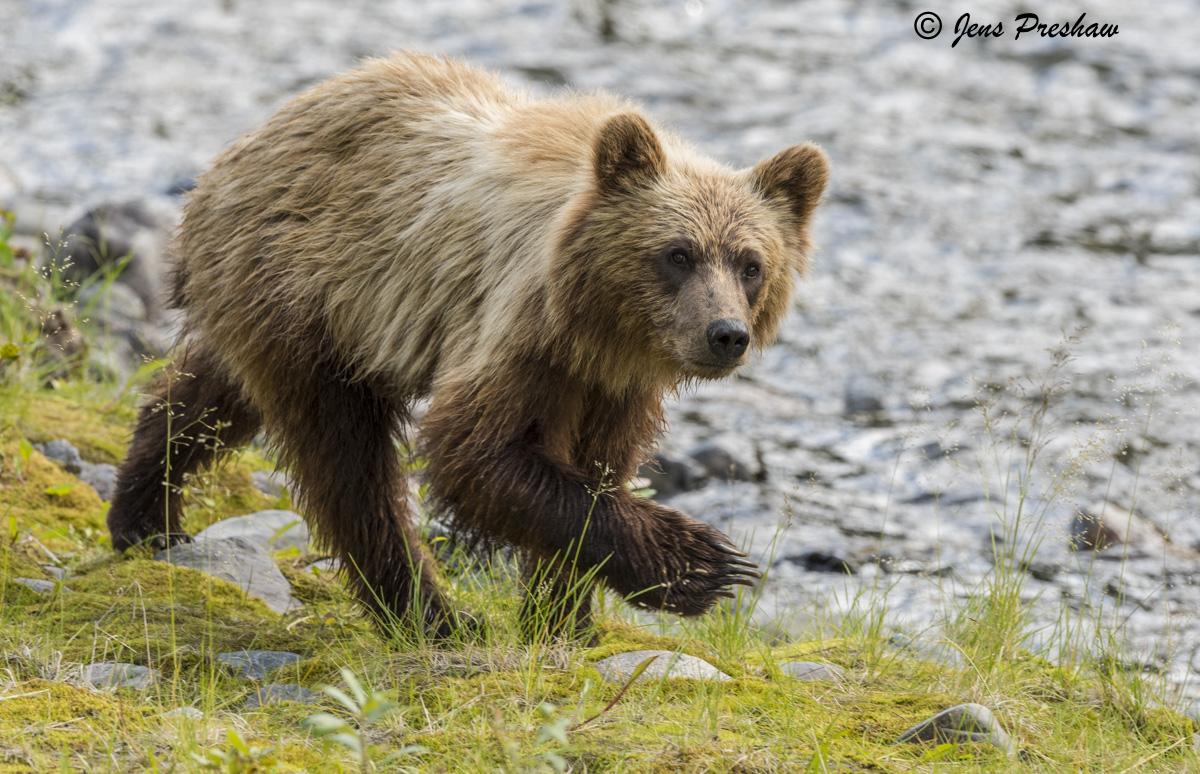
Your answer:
[422,391,760,617]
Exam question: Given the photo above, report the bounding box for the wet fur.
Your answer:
[107,52,828,636]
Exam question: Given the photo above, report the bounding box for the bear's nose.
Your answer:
[706,319,750,364]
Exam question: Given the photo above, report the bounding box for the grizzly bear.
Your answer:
[107,52,828,638]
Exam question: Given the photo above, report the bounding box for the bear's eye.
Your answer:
[744,264,761,279]
[671,251,688,265]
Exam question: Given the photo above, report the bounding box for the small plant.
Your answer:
[303,667,426,773]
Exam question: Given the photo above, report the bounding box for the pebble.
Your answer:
[779,661,846,682]
[594,650,731,684]
[12,577,69,594]
[243,683,323,709]
[154,537,301,614]
[216,650,302,680]
[82,662,159,691]
[32,439,119,501]
[894,703,1015,758]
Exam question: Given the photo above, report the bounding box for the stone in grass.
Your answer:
[243,683,323,709]
[82,662,159,691]
[217,650,302,680]
[13,577,70,594]
[164,707,205,719]
[154,536,301,614]
[595,650,731,684]
[895,703,1015,758]
[779,661,846,682]
[196,510,309,553]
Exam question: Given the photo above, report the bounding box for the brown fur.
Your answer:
[107,52,829,637]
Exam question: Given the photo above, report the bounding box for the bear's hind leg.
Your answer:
[267,365,456,638]
[108,346,262,551]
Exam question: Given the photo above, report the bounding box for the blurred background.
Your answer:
[3,0,1199,710]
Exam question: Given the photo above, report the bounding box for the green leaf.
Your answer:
[0,343,19,360]
[44,482,75,496]
[320,685,360,715]
[326,732,362,754]
[0,244,13,267]
[339,667,368,706]
[18,439,32,463]
[301,713,348,736]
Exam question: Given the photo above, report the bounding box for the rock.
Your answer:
[594,650,731,684]
[34,439,83,471]
[195,510,309,553]
[77,462,118,501]
[49,202,169,314]
[78,282,148,324]
[843,374,886,414]
[635,453,706,498]
[689,441,755,482]
[1069,502,1166,554]
[251,469,291,498]
[163,707,204,719]
[243,683,323,709]
[32,439,118,500]
[154,537,301,614]
[41,564,65,580]
[13,577,69,594]
[779,661,846,682]
[82,662,159,690]
[780,550,859,574]
[894,703,1015,757]
[216,650,302,679]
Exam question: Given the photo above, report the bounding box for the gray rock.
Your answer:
[77,462,118,502]
[895,703,1015,757]
[195,510,309,553]
[251,469,291,498]
[41,564,65,580]
[34,439,83,471]
[13,577,69,594]
[216,650,302,679]
[1069,502,1168,555]
[594,650,731,684]
[154,537,301,614]
[78,281,148,324]
[163,706,204,719]
[636,453,707,498]
[50,202,168,314]
[844,375,886,414]
[243,683,323,709]
[31,439,117,500]
[82,662,159,690]
[781,550,860,574]
[689,442,755,482]
[780,661,847,682]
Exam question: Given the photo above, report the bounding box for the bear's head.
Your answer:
[552,113,828,390]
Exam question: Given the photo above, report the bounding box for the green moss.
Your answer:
[8,555,308,666]
[18,393,135,465]
[0,679,157,772]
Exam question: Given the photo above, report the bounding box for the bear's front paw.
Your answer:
[610,509,761,616]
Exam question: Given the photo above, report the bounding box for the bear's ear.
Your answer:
[593,113,666,195]
[751,143,830,226]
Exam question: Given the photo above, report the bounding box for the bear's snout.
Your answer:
[706,318,750,364]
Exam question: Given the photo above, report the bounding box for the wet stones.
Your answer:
[82,662,159,691]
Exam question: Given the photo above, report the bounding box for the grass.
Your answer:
[1,214,1197,771]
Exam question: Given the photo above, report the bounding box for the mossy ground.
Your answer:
[1,321,1196,771]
